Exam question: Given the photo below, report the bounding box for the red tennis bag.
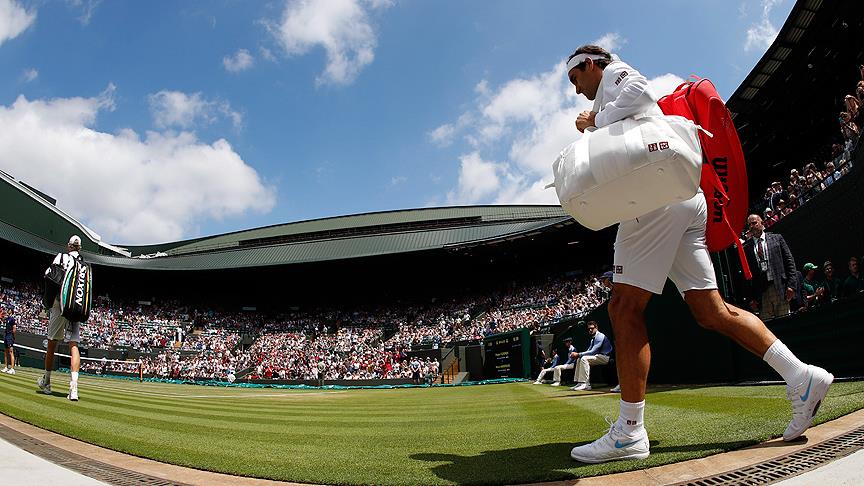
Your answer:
[658,78,752,280]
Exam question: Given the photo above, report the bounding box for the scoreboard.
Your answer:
[482,328,531,379]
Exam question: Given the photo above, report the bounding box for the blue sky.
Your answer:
[0,0,793,245]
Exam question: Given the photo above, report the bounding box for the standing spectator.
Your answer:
[800,263,825,309]
[743,216,798,320]
[842,257,864,298]
[316,359,326,387]
[410,357,421,384]
[845,95,861,126]
[821,261,842,302]
[569,321,613,391]
[2,309,15,375]
[840,112,859,141]
[38,235,86,401]
[769,182,786,212]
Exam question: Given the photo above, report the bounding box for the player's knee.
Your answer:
[608,294,641,325]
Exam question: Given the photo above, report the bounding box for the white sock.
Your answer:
[71,371,79,384]
[763,340,808,387]
[617,399,645,436]
[44,370,52,383]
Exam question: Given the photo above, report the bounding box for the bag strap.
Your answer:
[702,165,752,280]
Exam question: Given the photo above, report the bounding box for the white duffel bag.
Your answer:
[550,115,704,231]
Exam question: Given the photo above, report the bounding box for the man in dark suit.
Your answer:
[744,214,799,319]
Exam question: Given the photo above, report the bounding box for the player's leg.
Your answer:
[571,198,689,463]
[68,341,80,401]
[685,289,832,440]
[670,194,832,441]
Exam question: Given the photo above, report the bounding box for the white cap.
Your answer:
[68,235,82,246]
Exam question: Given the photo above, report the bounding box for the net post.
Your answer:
[139,361,143,383]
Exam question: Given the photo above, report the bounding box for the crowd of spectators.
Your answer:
[756,65,863,225]
[791,256,864,312]
[0,270,607,381]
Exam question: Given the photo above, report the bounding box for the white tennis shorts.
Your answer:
[613,191,718,295]
[47,298,80,343]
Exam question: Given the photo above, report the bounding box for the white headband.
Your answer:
[566,53,608,72]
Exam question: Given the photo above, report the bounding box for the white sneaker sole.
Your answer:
[784,369,834,441]
[570,449,649,463]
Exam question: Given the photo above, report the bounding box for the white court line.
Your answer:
[9,367,344,400]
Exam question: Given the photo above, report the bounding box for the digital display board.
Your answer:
[483,328,530,379]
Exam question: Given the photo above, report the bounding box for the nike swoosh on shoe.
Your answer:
[614,439,641,449]
[800,375,813,402]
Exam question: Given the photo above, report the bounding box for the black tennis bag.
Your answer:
[59,255,93,322]
[42,261,65,310]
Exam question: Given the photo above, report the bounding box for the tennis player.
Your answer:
[565,45,833,463]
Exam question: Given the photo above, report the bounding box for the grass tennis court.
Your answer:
[0,367,863,485]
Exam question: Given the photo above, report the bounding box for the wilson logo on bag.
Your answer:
[657,77,752,279]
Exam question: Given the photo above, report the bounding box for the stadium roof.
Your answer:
[726,0,864,196]
[3,0,856,270]
[1,170,573,269]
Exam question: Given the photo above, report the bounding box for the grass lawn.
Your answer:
[1,366,862,485]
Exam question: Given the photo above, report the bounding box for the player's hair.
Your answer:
[567,45,613,70]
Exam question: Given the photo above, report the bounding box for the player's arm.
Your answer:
[44,253,62,275]
[594,65,656,129]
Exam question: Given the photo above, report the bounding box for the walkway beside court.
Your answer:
[0,408,862,485]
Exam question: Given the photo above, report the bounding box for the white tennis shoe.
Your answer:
[570,383,591,391]
[68,383,78,401]
[610,384,621,393]
[571,419,649,464]
[784,365,833,441]
[37,375,51,395]
[5,369,13,375]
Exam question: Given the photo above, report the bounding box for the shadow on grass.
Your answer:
[411,438,781,485]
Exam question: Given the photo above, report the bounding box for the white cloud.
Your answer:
[20,67,37,82]
[68,0,100,25]
[428,123,455,147]
[0,0,36,46]
[446,152,506,204]
[267,0,393,86]
[0,87,275,244]
[223,48,254,72]
[148,90,242,130]
[590,32,626,53]
[259,46,277,62]
[434,61,684,206]
[390,175,406,186]
[745,0,781,52]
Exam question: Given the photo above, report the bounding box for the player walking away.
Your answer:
[2,308,16,375]
[38,235,86,401]
[564,45,832,464]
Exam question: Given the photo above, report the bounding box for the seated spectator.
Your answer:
[550,337,576,386]
[534,349,559,384]
[568,320,613,391]
[776,199,792,218]
[763,207,779,228]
